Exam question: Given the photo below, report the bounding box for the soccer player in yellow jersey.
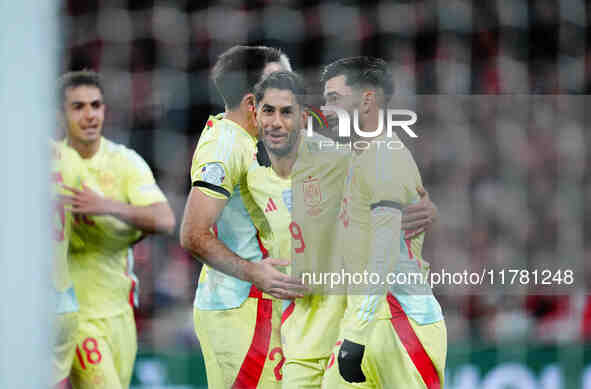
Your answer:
[57,71,175,389]
[51,141,87,389]
[247,71,441,388]
[320,57,446,389]
[246,71,348,388]
[180,47,307,389]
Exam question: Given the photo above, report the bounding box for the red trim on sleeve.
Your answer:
[387,293,440,389]
[281,301,295,326]
[232,298,273,388]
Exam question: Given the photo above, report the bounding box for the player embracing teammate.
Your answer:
[245,64,445,388]
[180,46,307,389]
[318,57,447,388]
[50,48,443,388]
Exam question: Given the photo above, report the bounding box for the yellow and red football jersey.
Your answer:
[59,137,167,319]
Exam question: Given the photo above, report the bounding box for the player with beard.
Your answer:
[180,47,307,389]
[320,57,446,389]
[247,71,349,388]
[248,69,442,388]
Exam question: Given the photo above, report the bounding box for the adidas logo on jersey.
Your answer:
[265,198,278,213]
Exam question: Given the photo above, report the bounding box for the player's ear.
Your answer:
[242,93,256,114]
[243,93,258,133]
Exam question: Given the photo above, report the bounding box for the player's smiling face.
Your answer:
[257,88,303,157]
[63,85,105,145]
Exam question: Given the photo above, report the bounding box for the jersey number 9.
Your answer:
[289,222,306,253]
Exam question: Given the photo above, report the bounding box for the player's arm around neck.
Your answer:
[180,187,307,300]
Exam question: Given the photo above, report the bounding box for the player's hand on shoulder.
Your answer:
[401,186,438,239]
[249,258,309,300]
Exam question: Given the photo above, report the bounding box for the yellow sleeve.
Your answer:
[123,149,167,206]
[368,150,408,206]
[368,201,402,287]
[366,153,406,289]
[190,122,250,200]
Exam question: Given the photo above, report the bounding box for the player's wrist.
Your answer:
[243,260,259,285]
[104,198,125,217]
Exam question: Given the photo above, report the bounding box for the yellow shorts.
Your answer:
[282,357,329,389]
[322,295,447,389]
[281,295,346,388]
[70,309,137,389]
[53,312,79,385]
[194,288,284,389]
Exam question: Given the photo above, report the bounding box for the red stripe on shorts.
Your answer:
[248,284,263,299]
[232,292,273,389]
[387,293,440,389]
[281,301,295,326]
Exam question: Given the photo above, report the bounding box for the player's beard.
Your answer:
[262,125,300,158]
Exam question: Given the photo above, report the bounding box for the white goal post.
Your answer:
[0,2,58,388]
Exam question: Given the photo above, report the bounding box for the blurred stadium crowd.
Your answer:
[60,0,590,350]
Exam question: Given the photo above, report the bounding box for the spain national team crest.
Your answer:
[98,171,116,190]
[303,176,322,208]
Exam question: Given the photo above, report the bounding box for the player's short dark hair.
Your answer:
[57,70,104,106]
[211,45,286,110]
[254,71,307,108]
[320,56,393,103]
